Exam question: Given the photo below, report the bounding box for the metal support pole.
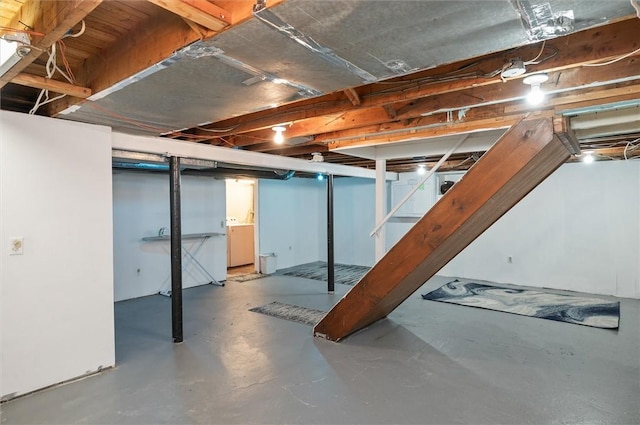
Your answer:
[327,174,335,293]
[169,156,183,343]
[375,159,387,262]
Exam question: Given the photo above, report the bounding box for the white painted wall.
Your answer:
[387,162,640,299]
[258,178,327,269]
[257,177,380,269]
[386,171,438,251]
[112,171,226,301]
[0,111,115,399]
[334,177,377,266]
[440,160,640,299]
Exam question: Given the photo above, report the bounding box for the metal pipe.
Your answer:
[327,174,335,293]
[169,156,183,343]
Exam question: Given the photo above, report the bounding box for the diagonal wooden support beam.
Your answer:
[313,117,571,341]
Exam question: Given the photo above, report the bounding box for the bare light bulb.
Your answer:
[523,73,549,106]
[582,152,595,164]
[417,164,426,175]
[272,126,286,144]
[526,84,546,105]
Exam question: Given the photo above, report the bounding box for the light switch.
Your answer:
[10,237,24,255]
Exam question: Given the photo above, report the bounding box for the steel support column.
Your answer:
[169,156,183,343]
[327,174,335,293]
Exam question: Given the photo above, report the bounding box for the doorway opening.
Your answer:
[225,178,257,277]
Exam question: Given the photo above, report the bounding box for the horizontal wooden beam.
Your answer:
[505,81,640,114]
[147,0,231,31]
[48,0,284,117]
[0,0,103,88]
[327,113,537,150]
[314,118,571,341]
[226,57,640,148]
[11,73,92,98]
[193,18,640,137]
[213,0,284,25]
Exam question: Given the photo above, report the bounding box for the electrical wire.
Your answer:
[0,27,44,36]
[195,125,239,133]
[63,20,85,39]
[623,138,640,161]
[28,22,87,114]
[56,39,76,83]
[524,41,546,64]
[583,46,640,67]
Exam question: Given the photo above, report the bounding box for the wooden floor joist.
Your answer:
[313,117,571,341]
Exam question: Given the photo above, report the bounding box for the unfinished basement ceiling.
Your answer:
[1,0,638,172]
[59,0,635,135]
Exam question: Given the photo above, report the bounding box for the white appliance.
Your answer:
[227,224,254,267]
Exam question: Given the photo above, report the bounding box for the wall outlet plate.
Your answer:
[10,237,24,255]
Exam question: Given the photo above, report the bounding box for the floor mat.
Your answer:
[277,261,370,286]
[227,273,266,282]
[249,301,326,326]
[422,280,620,329]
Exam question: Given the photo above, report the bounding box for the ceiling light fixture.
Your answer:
[582,150,595,164]
[417,164,426,175]
[272,126,286,144]
[501,58,526,79]
[522,73,549,105]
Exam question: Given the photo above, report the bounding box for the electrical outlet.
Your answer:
[10,237,24,255]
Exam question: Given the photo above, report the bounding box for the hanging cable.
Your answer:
[28,22,87,114]
[583,46,640,67]
[62,20,85,39]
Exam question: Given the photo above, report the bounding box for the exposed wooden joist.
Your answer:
[212,57,640,147]
[343,88,361,106]
[393,58,640,121]
[47,0,283,117]
[382,105,397,120]
[49,10,201,116]
[506,81,640,114]
[180,17,217,40]
[310,66,640,149]
[327,113,546,150]
[0,0,103,88]
[147,0,231,31]
[11,73,92,98]
[191,18,640,138]
[258,145,329,156]
[213,0,284,25]
[313,118,571,341]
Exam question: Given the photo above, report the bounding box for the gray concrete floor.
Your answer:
[1,275,639,424]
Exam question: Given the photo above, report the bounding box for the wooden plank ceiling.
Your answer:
[1,1,639,173]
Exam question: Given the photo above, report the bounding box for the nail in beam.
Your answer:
[170,156,183,343]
